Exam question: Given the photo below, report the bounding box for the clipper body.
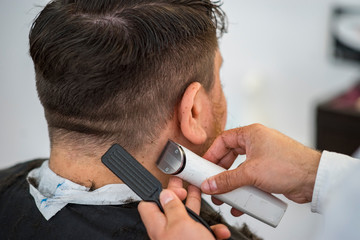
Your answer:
[157,140,288,227]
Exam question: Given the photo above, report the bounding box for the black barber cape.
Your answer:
[0,159,255,240]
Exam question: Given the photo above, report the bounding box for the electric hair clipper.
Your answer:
[156,140,288,227]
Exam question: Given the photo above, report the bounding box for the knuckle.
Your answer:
[250,123,265,138]
[165,201,178,211]
[252,123,264,129]
[220,133,231,150]
[187,193,201,203]
[147,228,161,239]
[241,164,255,185]
[223,173,234,190]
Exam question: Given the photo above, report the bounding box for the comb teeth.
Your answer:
[101,144,162,202]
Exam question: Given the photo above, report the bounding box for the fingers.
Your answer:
[230,208,244,217]
[201,165,251,194]
[216,150,239,169]
[211,198,244,217]
[211,196,224,206]
[160,189,190,226]
[167,176,183,188]
[138,201,166,236]
[211,195,243,218]
[167,178,202,214]
[167,176,187,201]
[185,185,202,214]
[203,128,247,164]
[211,224,231,240]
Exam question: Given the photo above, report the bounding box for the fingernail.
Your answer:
[202,178,217,192]
[209,179,217,191]
[201,181,210,192]
[160,190,174,205]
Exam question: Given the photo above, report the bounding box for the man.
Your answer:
[0,0,257,239]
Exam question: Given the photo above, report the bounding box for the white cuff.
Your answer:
[311,151,360,214]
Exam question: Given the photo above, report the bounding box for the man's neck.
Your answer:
[47,119,206,190]
[48,143,171,190]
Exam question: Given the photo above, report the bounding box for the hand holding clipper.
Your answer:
[157,140,288,228]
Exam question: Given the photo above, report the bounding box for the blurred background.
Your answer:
[1,0,359,239]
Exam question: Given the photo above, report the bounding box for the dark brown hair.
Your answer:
[29,0,226,150]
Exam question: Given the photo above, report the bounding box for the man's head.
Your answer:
[30,0,227,155]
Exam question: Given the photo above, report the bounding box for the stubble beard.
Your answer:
[198,100,226,156]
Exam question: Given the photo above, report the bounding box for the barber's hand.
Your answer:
[201,124,321,209]
[138,177,231,240]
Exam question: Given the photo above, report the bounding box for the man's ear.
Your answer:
[177,82,210,145]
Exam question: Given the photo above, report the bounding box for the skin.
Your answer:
[201,124,321,215]
[138,177,231,240]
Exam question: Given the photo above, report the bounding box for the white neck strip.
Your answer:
[27,160,141,220]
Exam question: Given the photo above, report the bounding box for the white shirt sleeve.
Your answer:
[311,150,360,214]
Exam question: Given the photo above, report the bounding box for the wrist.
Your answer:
[305,149,321,202]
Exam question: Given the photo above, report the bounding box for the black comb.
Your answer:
[102,144,163,208]
[101,144,215,236]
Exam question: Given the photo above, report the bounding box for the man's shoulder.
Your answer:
[0,159,46,189]
[0,159,45,175]
[1,201,150,240]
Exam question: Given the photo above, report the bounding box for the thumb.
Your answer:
[160,189,190,225]
[201,166,251,194]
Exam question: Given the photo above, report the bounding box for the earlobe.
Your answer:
[177,82,208,145]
